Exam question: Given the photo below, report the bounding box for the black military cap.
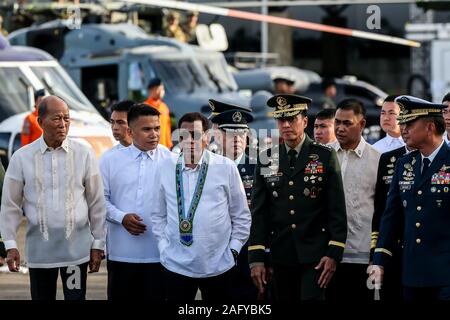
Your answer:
[267,94,311,119]
[34,88,46,100]
[147,78,162,89]
[321,77,336,90]
[395,95,446,124]
[210,109,253,130]
[208,99,252,119]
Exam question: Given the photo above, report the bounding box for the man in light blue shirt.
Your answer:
[100,104,173,301]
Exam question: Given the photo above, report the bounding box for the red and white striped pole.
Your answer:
[124,0,420,47]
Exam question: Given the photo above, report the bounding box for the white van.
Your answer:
[0,36,114,167]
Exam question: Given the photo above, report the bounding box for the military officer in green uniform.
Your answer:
[248,94,347,301]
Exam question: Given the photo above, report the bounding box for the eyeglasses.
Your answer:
[179,130,204,141]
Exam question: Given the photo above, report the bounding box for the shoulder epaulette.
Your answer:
[311,141,332,151]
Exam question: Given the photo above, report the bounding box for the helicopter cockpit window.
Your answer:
[0,67,31,122]
[79,64,119,119]
[151,59,208,94]
[197,55,237,93]
[31,66,95,112]
[128,61,148,102]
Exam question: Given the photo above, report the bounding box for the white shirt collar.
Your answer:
[130,144,157,160]
[421,139,445,164]
[404,145,415,154]
[332,137,367,158]
[39,136,69,154]
[326,139,338,146]
[182,149,208,171]
[234,153,244,165]
[385,133,403,145]
[443,132,450,145]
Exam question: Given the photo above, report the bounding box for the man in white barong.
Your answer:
[0,95,106,300]
[100,104,172,301]
[151,112,251,302]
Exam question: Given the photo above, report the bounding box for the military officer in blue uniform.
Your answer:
[209,99,259,300]
[371,95,450,300]
[248,94,347,302]
[371,144,413,300]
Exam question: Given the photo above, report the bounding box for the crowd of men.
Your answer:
[0,86,450,302]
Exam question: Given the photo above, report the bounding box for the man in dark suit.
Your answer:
[371,95,450,300]
[248,94,347,301]
[209,99,258,301]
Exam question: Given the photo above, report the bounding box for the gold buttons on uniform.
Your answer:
[291,224,296,229]
[289,195,294,200]
[290,210,295,215]
[416,238,421,244]
[418,190,422,195]
[289,181,294,186]
[417,206,422,211]
[416,222,421,228]
[271,182,275,187]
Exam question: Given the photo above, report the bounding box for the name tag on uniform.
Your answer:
[265,175,282,183]
[383,175,393,184]
[399,180,413,191]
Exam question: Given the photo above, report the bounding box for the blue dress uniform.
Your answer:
[248,94,347,301]
[374,96,450,299]
[232,156,259,300]
[209,100,259,300]
[371,145,408,300]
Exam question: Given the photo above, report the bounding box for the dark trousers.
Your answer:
[404,286,450,301]
[229,251,258,301]
[272,263,324,301]
[164,267,233,302]
[29,262,88,300]
[107,260,165,301]
[379,255,403,301]
[0,233,6,258]
[326,263,371,301]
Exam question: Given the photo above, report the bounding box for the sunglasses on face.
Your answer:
[179,130,204,141]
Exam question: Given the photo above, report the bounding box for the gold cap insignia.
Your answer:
[276,96,288,108]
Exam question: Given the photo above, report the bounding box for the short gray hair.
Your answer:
[37,95,66,119]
